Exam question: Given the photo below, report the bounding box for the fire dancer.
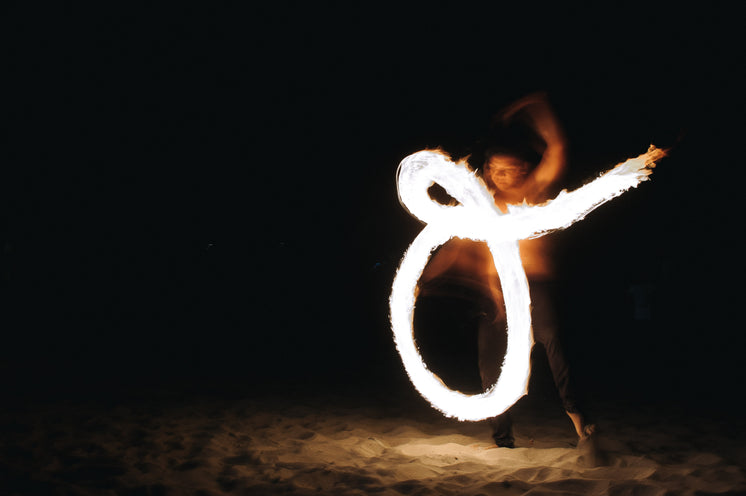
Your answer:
[418,93,594,448]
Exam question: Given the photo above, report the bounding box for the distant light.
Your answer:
[390,146,664,421]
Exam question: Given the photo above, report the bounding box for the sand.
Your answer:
[1,385,744,496]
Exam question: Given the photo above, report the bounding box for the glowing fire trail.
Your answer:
[390,146,665,421]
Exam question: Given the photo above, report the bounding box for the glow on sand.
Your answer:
[390,146,665,421]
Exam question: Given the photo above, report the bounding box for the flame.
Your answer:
[390,146,665,421]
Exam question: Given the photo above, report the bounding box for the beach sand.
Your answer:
[1,381,744,496]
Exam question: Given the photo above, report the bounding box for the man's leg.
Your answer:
[478,312,514,447]
[531,282,593,439]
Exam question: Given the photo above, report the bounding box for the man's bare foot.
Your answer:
[566,411,595,440]
[581,423,596,439]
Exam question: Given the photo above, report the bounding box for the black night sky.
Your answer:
[3,2,744,416]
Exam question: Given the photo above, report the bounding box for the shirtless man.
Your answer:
[417,93,594,448]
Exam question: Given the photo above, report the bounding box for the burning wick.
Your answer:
[390,146,665,421]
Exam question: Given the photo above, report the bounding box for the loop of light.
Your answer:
[390,146,664,421]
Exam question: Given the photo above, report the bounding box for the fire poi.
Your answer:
[390,146,665,421]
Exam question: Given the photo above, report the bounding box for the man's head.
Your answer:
[482,147,533,193]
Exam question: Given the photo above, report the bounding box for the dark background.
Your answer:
[3,3,744,415]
